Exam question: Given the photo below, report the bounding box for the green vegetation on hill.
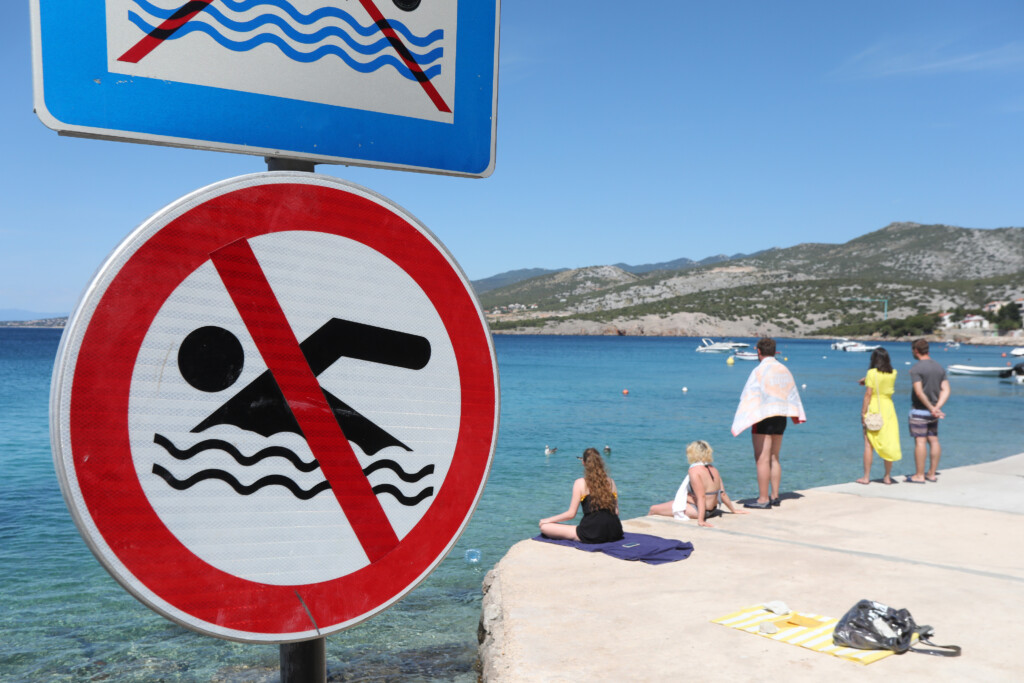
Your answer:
[479,223,1024,334]
[815,313,942,338]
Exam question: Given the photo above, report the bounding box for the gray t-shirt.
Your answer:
[909,358,947,410]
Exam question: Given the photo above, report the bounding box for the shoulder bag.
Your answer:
[864,371,884,432]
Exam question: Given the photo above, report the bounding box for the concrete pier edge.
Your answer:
[478,452,1024,682]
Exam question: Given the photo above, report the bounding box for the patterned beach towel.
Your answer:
[731,357,806,436]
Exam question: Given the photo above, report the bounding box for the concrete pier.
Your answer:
[478,453,1024,681]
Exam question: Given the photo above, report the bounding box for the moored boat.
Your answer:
[733,351,759,361]
[842,342,880,352]
[830,338,857,350]
[948,364,1009,377]
[696,338,737,353]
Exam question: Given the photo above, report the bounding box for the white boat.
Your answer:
[830,338,858,350]
[1011,347,1024,357]
[842,342,880,352]
[947,364,1009,377]
[945,341,961,350]
[733,351,759,361]
[696,338,736,353]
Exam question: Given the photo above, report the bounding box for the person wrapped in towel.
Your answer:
[731,337,806,509]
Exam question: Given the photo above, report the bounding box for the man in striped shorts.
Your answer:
[907,339,950,483]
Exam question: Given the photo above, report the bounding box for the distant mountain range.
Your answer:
[470,254,754,293]
[478,222,1024,337]
[5,223,1023,337]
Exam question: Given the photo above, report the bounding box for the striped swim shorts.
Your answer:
[908,409,938,438]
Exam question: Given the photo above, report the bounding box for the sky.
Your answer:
[3,1,1024,314]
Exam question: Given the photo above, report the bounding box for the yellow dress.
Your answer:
[865,368,901,462]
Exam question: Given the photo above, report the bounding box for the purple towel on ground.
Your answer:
[531,532,694,564]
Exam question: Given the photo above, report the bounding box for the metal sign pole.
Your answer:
[280,638,326,682]
[265,156,323,681]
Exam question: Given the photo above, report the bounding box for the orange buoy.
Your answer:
[622,389,629,396]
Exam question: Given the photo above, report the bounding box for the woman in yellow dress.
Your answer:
[857,348,902,484]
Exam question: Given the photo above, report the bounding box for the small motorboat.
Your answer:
[947,364,1009,377]
[944,341,961,350]
[733,351,759,361]
[1011,347,1024,357]
[696,338,736,353]
[842,342,880,352]
[830,338,858,350]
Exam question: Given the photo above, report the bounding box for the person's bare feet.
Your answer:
[882,477,895,485]
[855,478,870,485]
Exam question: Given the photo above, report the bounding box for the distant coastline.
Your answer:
[0,318,66,329]
[3,316,1019,350]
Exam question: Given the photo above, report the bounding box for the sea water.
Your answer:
[2,330,1021,681]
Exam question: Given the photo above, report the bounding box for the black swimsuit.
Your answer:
[576,495,624,544]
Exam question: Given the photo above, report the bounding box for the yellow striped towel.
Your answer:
[711,604,907,665]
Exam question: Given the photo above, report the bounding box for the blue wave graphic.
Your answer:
[128,0,443,78]
[128,13,441,78]
[133,0,443,47]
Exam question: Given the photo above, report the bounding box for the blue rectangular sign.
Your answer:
[30,0,499,177]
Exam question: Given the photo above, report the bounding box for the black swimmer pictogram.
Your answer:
[155,318,435,505]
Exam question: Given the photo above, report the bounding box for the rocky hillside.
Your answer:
[481,223,1024,337]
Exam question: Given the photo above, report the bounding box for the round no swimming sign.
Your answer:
[50,173,499,642]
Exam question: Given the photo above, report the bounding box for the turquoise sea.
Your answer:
[2,328,1022,681]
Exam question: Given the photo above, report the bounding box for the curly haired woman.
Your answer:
[539,448,623,543]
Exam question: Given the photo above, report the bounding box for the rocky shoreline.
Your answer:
[486,312,1021,348]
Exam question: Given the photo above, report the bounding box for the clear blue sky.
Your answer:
[3,1,1024,314]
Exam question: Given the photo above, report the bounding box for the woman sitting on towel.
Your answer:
[539,448,624,543]
[648,440,746,527]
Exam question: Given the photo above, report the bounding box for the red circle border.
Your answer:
[65,178,497,639]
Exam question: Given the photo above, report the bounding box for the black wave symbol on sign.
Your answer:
[191,319,431,456]
[152,463,331,500]
[152,464,434,504]
[152,434,436,504]
[154,433,319,472]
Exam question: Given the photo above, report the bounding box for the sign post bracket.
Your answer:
[265,157,317,173]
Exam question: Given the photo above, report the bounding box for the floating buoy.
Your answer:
[682,387,688,393]
[726,356,735,366]
[1002,352,1007,357]
[801,384,806,389]
[783,357,788,361]
[622,389,629,395]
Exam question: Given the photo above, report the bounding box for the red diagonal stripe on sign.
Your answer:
[118,0,216,63]
[210,239,399,563]
[357,0,452,113]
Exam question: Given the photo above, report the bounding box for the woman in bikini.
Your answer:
[648,440,747,527]
[539,448,623,543]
